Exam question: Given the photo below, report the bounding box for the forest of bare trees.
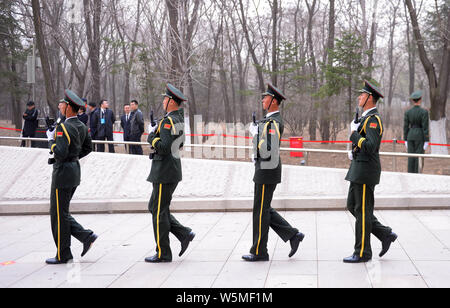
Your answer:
[0,0,449,154]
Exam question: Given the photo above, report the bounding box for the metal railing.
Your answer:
[1,135,449,173]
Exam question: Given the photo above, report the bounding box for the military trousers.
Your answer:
[407,140,424,173]
[50,185,93,261]
[250,183,299,257]
[347,182,392,259]
[148,183,192,261]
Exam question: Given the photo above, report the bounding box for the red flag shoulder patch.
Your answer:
[370,123,378,129]
[57,132,63,137]
[269,129,275,135]
[164,124,172,130]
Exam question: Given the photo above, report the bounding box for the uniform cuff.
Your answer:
[152,137,161,148]
[258,139,265,149]
[357,138,366,149]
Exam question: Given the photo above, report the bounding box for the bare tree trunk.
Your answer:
[405,0,449,154]
[84,0,102,103]
[217,17,232,123]
[9,59,22,129]
[306,0,318,140]
[367,0,378,70]
[31,0,57,116]
[237,0,265,93]
[320,0,335,142]
[166,0,183,84]
[229,12,248,123]
[386,0,400,128]
[270,0,278,86]
[404,1,416,94]
[204,16,221,124]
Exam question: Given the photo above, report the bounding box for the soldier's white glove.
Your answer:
[46,128,56,141]
[405,141,408,149]
[249,123,258,137]
[424,142,429,151]
[350,121,359,133]
[251,153,256,162]
[148,123,158,134]
[348,151,353,161]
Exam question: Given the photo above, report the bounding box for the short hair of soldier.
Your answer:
[99,99,107,107]
[131,100,139,105]
[88,102,97,108]
[69,102,80,113]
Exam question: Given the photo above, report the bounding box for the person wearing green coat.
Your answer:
[343,80,397,264]
[242,83,305,262]
[403,91,430,173]
[45,90,98,265]
[145,84,195,263]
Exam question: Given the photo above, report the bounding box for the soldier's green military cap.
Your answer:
[358,80,384,100]
[262,83,287,103]
[410,90,423,100]
[63,89,85,107]
[162,83,187,104]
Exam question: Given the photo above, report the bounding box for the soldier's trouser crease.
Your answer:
[250,183,299,256]
[149,183,192,261]
[50,186,93,261]
[407,140,424,173]
[347,182,392,259]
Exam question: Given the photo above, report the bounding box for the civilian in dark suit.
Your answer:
[87,102,97,151]
[92,100,116,153]
[120,103,131,152]
[129,100,145,155]
[21,101,39,147]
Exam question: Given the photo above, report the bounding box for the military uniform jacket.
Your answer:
[253,112,283,184]
[147,110,185,184]
[49,117,93,189]
[403,106,429,142]
[345,109,383,186]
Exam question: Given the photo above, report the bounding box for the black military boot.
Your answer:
[179,232,196,257]
[289,232,305,258]
[242,254,269,262]
[379,232,398,257]
[45,257,72,265]
[81,233,98,257]
[343,254,371,263]
[145,254,171,263]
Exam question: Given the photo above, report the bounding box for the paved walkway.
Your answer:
[1,210,449,288]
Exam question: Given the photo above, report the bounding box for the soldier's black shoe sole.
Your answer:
[379,232,398,257]
[81,234,98,257]
[242,254,270,262]
[145,255,172,263]
[343,255,372,263]
[45,257,73,265]
[289,232,305,258]
[179,232,196,257]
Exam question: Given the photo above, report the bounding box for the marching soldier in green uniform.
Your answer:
[45,90,98,264]
[344,80,397,263]
[145,84,195,263]
[403,90,430,173]
[242,83,305,262]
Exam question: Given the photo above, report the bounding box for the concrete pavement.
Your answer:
[1,210,449,288]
